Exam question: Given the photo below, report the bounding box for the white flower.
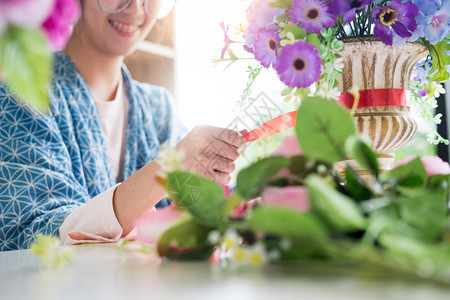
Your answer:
[222,229,240,250]
[434,113,443,125]
[156,142,186,177]
[207,230,221,245]
[247,243,267,266]
[333,57,344,73]
[279,238,292,251]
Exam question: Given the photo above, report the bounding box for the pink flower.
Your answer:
[261,186,310,212]
[270,134,303,157]
[41,0,80,50]
[219,22,231,59]
[0,0,55,34]
[230,198,262,219]
[222,184,231,198]
[392,155,450,177]
[134,204,185,244]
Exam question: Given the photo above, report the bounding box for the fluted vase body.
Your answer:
[337,37,428,172]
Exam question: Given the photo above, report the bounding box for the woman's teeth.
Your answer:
[110,20,138,33]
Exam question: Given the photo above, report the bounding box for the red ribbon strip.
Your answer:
[243,111,297,143]
[338,88,409,109]
[243,89,409,143]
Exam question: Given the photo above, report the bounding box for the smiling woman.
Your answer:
[0,0,245,251]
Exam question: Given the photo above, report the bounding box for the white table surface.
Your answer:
[0,247,449,300]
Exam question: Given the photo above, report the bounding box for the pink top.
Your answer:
[59,77,136,245]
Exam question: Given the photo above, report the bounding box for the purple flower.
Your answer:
[41,0,80,50]
[253,28,280,68]
[290,0,336,33]
[244,0,284,52]
[328,0,372,23]
[274,40,321,88]
[0,0,55,35]
[372,0,419,46]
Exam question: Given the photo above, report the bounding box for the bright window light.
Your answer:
[175,0,291,131]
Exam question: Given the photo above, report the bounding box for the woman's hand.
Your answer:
[175,125,246,185]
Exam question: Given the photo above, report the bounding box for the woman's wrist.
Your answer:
[113,159,168,235]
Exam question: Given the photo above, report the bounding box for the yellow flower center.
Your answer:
[249,252,264,266]
[379,8,398,26]
[224,237,235,250]
[305,7,320,21]
[233,248,246,261]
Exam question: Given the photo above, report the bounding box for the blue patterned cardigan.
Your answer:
[0,52,187,251]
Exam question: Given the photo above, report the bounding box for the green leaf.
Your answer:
[379,157,427,195]
[345,135,379,177]
[236,156,290,199]
[0,26,51,112]
[281,87,293,96]
[222,193,244,218]
[306,33,321,48]
[428,40,450,82]
[400,196,447,242]
[157,218,214,260]
[306,175,367,232]
[296,97,356,165]
[249,206,328,242]
[283,23,307,40]
[167,172,225,227]
[342,166,373,201]
[268,0,292,10]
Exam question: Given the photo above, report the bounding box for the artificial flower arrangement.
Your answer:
[0,0,80,111]
[30,0,450,284]
[218,0,450,144]
[31,96,450,284]
[135,0,450,281]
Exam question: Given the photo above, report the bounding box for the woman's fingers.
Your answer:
[213,128,246,150]
[212,170,231,185]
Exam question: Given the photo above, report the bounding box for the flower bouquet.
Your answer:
[0,0,80,111]
[218,0,450,145]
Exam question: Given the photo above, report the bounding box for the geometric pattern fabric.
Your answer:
[0,52,187,250]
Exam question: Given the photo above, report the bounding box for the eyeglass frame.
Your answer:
[96,0,170,18]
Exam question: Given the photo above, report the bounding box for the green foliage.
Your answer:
[249,206,328,242]
[30,235,75,268]
[428,39,450,82]
[296,97,356,165]
[306,175,367,232]
[236,156,290,199]
[341,167,374,201]
[167,172,226,227]
[0,26,51,112]
[157,218,214,260]
[345,135,379,177]
[379,157,427,196]
[268,0,292,9]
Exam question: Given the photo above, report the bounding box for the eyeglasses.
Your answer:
[97,0,175,19]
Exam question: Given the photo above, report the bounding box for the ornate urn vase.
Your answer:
[336,37,429,173]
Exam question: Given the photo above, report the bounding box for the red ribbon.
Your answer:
[243,89,409,143]
[242,111,297,143]
[338,88,409,109]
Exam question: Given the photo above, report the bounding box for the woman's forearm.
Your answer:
[113,159,167,235]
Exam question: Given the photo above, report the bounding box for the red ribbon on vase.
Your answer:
[337,88,409,109]
[242,88,409,143]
